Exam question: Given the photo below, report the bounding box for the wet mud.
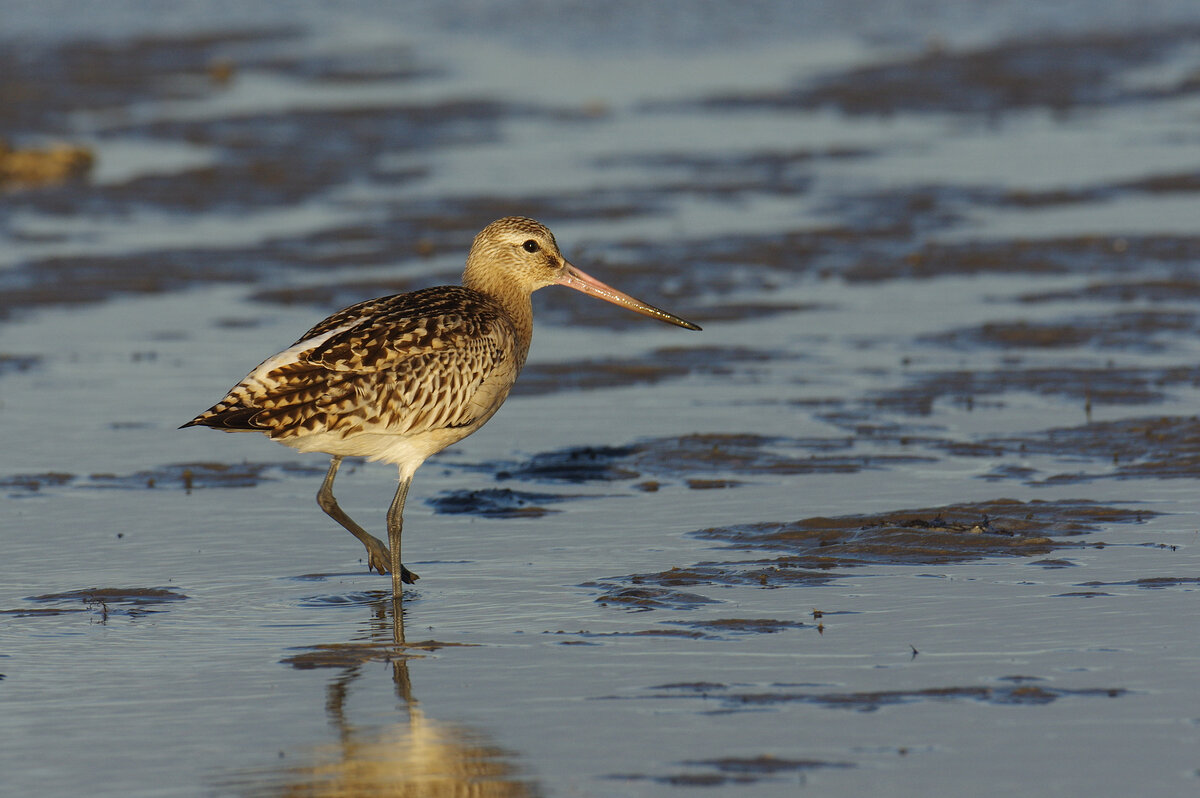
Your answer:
[281,639,465,670]
[497,433,934,485]
[844,235,1200,283]
[594,146,869,200]
[5,7,1200,797]
[572,617,818,642]
[0,31,654,327]
[941,415,1200,484]
[10,587,187,619]
[514,344,802,396]
[609,754,853,787]
[425,487,575,518]
[924,312,1200,353]
[1017,277,1200,305]
[698,25,1200,114]
[859,364,1200,415]
[1079,576,1200,590]
[0,30,294,128]
[586,499,1151,609]
[1,460,327,496]
[617,680,1127,714]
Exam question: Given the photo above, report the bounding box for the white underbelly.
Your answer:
[278,426,473,471]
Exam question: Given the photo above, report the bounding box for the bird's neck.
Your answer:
[463,270,535,365]
[500,288,535,366]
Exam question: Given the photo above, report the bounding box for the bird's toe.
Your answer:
[364,539,393,575]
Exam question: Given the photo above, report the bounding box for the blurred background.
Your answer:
[4,2,1200,796]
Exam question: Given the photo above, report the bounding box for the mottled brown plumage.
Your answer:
[182,217,700,599]
[187,287,517,451]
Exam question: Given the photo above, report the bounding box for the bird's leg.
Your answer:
[386,474,418,596]
[316,456,392,575]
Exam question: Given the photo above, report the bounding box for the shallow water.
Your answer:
[4,2,1200,796]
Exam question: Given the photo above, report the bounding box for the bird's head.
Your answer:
[464,216,701,331]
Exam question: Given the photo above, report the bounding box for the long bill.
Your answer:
[556,262,702,331]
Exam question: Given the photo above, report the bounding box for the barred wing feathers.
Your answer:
[182,287,519,441]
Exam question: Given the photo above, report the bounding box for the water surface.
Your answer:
[3,3,1200,796]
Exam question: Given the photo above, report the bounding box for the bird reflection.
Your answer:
[232,595,537,797]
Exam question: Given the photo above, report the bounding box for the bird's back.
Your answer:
[182,286,525,462]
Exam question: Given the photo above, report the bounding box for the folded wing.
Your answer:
[182,287,519,441]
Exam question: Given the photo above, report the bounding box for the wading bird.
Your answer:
[182,217,700,598]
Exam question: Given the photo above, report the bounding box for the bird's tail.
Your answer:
[180,402,266,431]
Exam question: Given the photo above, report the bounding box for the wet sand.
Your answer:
[3,2,1200,796]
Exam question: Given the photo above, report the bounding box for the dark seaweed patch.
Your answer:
[1018,278,1200,305]
[683,755,853,774]
[585,562,840,609]
[848,365,1200,418]
[254,47,436,84]
[1078,576,1200,590]
[998,170,1200,209]
[514,345,797,396]
[942,415,1200,484]
[612,680,1127,714]
[550,617,812,641]
[23,587,187,619]
[845,235,1200,283]
[586,499,1149,608]
[589,585,720,612]
[1,471,75,495]
[566,231,1200,305]
[2,460,332,495]
[501,445,641,483]
[1030,559,1079,569]
[0,606,90,618]
[922,312,1199,353]
[86,460,325,491]
[426,488,572,518]
[685,478,746,490]
[589,146,870,200]
[0,34,660,327]
[0,29,299,132]
[608,753,853,786]
[698,26,1200,115]
[281,640,467,670]
[515,356,690,396]
[698,499,1141,557]
[666,618,810,636]
[0,248,280,322]
[502,433,933,485]
[567,628,710,640]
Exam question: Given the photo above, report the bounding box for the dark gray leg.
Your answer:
[386,475,418,597]
[316,456,392,575]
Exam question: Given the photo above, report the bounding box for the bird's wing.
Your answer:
[184,287,520,440]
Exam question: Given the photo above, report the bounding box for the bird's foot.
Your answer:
[363,537,392,575]
[363,537,419,583]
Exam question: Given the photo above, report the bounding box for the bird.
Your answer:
[182,216,701,598]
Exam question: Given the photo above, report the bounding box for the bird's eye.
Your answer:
[522,239,540,253]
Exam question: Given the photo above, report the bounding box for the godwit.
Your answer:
[182,217,700,597]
